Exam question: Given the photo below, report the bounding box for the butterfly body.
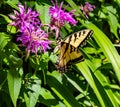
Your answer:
[55,29,93,73]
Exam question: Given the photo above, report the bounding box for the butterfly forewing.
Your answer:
[63,29,93,48]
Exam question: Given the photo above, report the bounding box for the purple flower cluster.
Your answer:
[49,2,77,38]
[9,3,51,56]
[80,2,95,19]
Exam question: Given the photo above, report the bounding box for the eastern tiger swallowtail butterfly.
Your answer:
[54,29,93,73]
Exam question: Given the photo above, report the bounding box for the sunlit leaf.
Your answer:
[7,68,22,107]
[84,22,120,82]
[35,3,50,24]
[0,33,10,50]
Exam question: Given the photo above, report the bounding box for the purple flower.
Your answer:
[17,28,51,56]
[49,1,77,38]
[9,3,40,31]
[80,2,95,19]
[9,3,51,57]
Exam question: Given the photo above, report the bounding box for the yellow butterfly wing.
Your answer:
[56,43,84,73]
[55,29,93,73]
[63,29,93,48]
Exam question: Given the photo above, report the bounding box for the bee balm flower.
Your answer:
[9,3,40,31]
[9,3,51,57]
[49,1,77,38]
[80,2,95,19]
[17,28,51,56]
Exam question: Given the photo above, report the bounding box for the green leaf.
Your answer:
[0,14,12,23]
[7,25,17,33]
[76,62,105,106]
[86,60,119,107]
[105,5,119,39]
[6,0,19,10]
[83,47,101,54]
[9,55,23,68]
[49,53,57,64]
[65,0,82,14]
[7,42,21,52]
[7,68,22,107]
[114,0,120,8]
[66,0,85,21]
[76,61,118,107]
[24,75,41,107]
[0,33,10,50]
[35,3,50,24]
[39,88,59,106]
[84,22,120,82]
[46,74,82,107]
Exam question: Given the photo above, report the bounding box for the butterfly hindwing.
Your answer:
[56,43,84,73]
[55,29,93,73]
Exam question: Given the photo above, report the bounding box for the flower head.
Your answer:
[80,2,95,19]
[9,3,51,57]
[17,28,51,56]
[9,3,40,31]
[49,1,77,38]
